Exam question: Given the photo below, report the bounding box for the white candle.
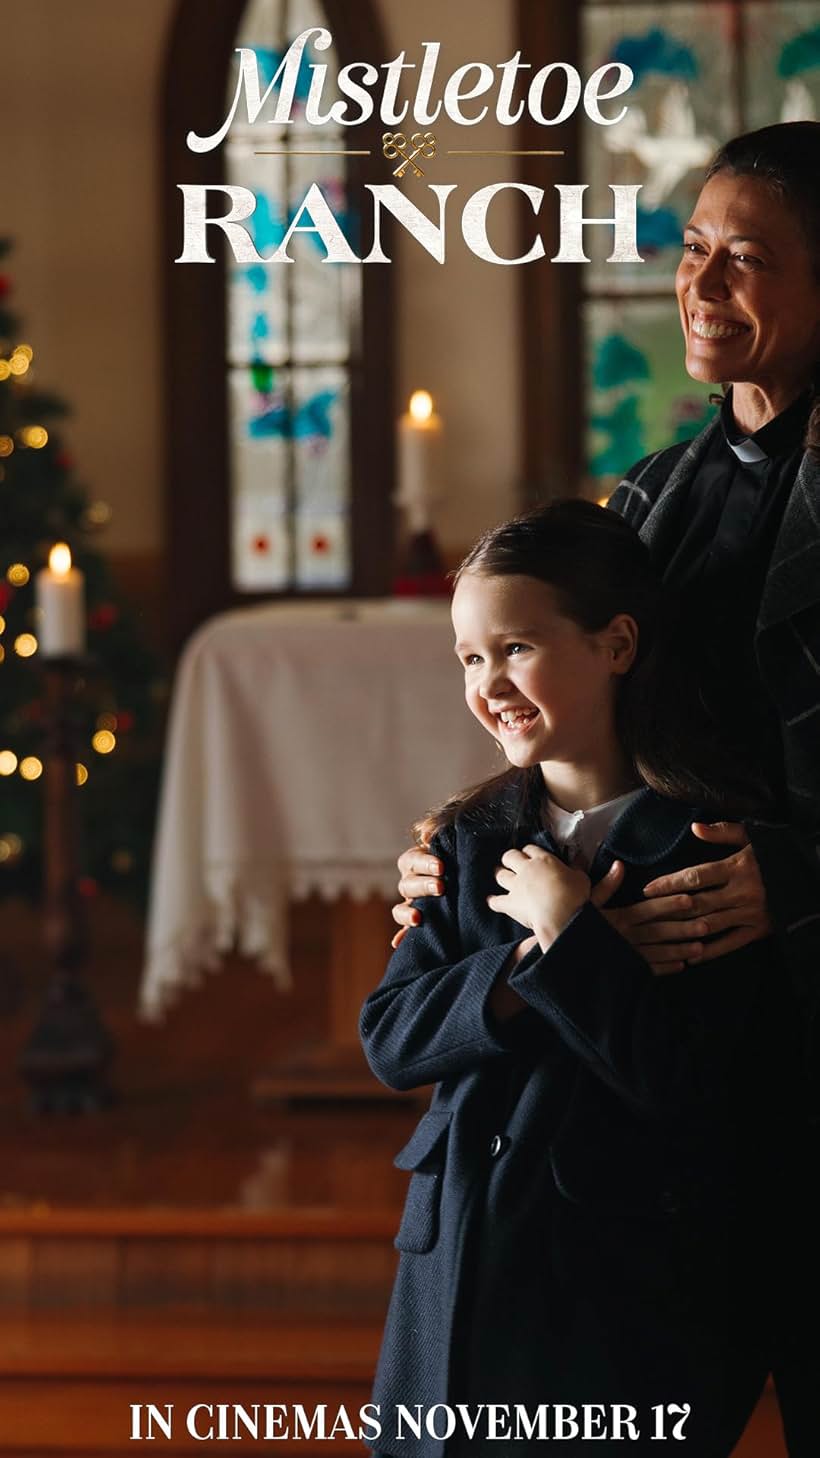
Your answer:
[35,543,86,658]
[397,390,444,532]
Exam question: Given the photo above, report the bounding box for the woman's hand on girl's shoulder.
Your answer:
[390,845,446,949]
[595,823,772,973]
[595,854,710,975]
[642,822,772,963]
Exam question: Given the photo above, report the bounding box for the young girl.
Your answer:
[359,502,808,1458]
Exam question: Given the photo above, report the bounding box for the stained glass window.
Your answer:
[226,0,361,591]
[583,1,820,488]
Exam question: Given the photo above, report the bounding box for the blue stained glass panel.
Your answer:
[229,367,291,590]
[230,0,287,145]
[226,145,289,365]
[227,0,356,593]
[744,3,820,130]
[582,4,738,292]
[293,365,351,588]
[288,153,360,362]
[286,0,345,138]
[584,298,718,489]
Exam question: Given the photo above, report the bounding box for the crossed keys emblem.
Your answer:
[382,132,437,178]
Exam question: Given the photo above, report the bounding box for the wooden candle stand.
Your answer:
[19,659,115,1113]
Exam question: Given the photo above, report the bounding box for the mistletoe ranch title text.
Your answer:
[177,27,643,267]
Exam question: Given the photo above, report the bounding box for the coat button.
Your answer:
[489,1134,504,1158]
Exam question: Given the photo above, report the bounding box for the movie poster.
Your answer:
[1,1,819,1454]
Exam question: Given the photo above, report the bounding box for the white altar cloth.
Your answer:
[139,599,498,1020]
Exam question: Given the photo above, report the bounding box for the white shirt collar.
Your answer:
[547,788,643,871]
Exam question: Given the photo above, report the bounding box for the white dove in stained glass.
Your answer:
[603,82,717,210]
[780,78,816,124]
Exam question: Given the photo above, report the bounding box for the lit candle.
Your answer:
[397,390,444,532]
[35,543,86,658]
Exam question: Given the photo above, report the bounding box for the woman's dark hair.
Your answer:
[415,500,772,845]
[704,121,820,456]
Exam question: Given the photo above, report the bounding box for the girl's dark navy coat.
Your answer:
[359,784,809,1458]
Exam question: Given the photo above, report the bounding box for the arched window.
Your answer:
[163,0,393,648]
[519,0,820,501]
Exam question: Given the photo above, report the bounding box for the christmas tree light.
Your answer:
[0,238,163,905]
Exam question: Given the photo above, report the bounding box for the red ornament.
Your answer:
[116,710,135,733]
[78,877,100,899]
[252,534,270,555]
[0,582,12,614]
[88,602,119,632]
[311,534,330,555]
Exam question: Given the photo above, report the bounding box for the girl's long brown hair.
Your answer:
[414,500,773,847]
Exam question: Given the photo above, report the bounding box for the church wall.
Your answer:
[0,0,521,563]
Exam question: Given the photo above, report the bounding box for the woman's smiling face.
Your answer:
[451,572,631,774]
[675,171,820,405]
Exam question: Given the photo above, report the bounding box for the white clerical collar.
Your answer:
[546,787,643,871]
[726,435,769,465]
[720,385,811,466]
[720,392,769,464]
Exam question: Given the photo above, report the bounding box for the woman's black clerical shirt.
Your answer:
[660,386,811,806]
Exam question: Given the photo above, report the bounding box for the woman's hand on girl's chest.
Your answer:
[487,845,591,949]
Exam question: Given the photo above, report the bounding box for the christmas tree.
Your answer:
[0,239,162,906]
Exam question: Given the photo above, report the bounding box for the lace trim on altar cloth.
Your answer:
[287,860,400,902]
[138,858,399,1023]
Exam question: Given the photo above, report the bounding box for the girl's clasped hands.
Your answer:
[487,844,594,949]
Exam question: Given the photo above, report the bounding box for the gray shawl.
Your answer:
[609,420,820,1086]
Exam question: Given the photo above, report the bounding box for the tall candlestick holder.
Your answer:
[19,658,114,1113]
[393,390,450,596]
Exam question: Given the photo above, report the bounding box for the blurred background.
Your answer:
[0,0,817,1451]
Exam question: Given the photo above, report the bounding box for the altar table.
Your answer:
[139,599,496,1044]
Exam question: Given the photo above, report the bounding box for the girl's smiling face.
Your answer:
[451,571,637,791]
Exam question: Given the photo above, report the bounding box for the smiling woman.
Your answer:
[677,168,820,431]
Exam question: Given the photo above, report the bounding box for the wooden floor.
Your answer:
[0,1311,383,1454]
[0,892,417,1208]
[0,893,789,1455]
